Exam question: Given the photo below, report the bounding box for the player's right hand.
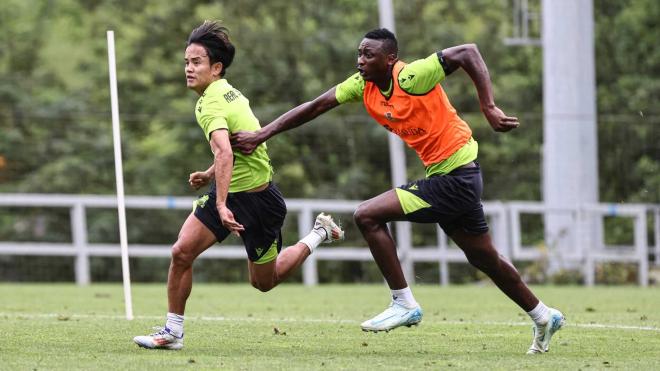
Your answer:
[230,130,261,154]
[483,105,519,132]
[189,171,211,190]
[217,204,244,236]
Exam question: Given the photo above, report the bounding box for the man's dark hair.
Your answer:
[187,20,235,77]
[364,28,398,56]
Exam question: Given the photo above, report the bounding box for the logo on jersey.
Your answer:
[384,112,399,122]
[383,124,427,137]
[223,90,242,103]
[399,74,415,84]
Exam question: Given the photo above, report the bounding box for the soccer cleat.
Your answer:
[133,327,183,350]
[314,213,345,243]
[361,302,423,332]
[527,308,565,354]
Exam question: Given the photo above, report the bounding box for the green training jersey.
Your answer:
[195,79,273,192]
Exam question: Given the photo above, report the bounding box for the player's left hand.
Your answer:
[230,131,262,154]
[217,204,244,236]
[483,105,519,132]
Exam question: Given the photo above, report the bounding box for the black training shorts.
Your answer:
[193,182,287,263]
[396,164,489,235]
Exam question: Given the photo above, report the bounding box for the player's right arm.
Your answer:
[231,88,340,154]
[210,129,244,236]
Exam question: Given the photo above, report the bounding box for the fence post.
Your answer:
[437,225,449,286]
[71,203,90,285]
[509,205,522,260]
[397,222,414,284]
[635,209,648,286]
[300,208,317,286]
[491,202,509,258]
[654,207,660,267]
[581,207,595,286]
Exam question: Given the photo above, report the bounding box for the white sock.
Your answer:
[166,312,184,338]
[299,229,326,253]
[391,287,419,309]
[527,301,550,325]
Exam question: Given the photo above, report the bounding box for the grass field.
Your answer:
[1,284,659,370]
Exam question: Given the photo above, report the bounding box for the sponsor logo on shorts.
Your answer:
[195,195,209,208]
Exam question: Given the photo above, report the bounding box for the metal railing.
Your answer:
[0,194,657,286]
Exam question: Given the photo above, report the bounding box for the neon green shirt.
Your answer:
[335,53,477,176]
[195,79,273,192]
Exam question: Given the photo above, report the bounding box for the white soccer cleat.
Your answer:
[361,302,423,332]
[527,308,565,354]
[314,213,344,243]
[133,327,183,350]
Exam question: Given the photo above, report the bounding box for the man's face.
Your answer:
[184,43,221,94]
[356,38,393,82]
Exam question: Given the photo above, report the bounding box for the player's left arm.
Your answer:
[441,44,519,132]
[189,164,214,190]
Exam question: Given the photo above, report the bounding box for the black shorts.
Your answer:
[396,164,489,235]
[193,182,287,263]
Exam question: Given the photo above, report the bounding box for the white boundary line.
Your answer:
[2,312,659,332]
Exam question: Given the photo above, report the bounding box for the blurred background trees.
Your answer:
[0,0,657,282]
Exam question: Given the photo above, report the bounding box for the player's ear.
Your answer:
[386,53,397,66]
[212,62,224,78]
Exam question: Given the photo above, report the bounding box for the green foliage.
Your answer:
[1,0,656,201]
[0,1,657,283]
[595,0,660,203]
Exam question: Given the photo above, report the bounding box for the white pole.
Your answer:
[107,30,134,320]
[378,0,414,284]
[542,0,599,273]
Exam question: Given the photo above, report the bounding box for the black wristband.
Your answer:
[437,51,456,76]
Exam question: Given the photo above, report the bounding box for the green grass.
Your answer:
[1,284,659,370]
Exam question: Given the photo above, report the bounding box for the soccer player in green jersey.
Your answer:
[133,21,344,350]
[233,28,564,354]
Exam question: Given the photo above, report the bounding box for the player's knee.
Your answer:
[171,243,194,267]
[465,249,497,272]
[354,203,375,229]
[250,278,274,292]
[258,284,274,293]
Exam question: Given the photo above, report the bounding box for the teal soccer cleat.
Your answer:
[361,302,423,332]
[527,308,565,354]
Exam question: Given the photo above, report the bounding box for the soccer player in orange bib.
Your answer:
[232,28,564,354]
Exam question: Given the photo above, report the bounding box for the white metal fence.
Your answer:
[0,194,657,286]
